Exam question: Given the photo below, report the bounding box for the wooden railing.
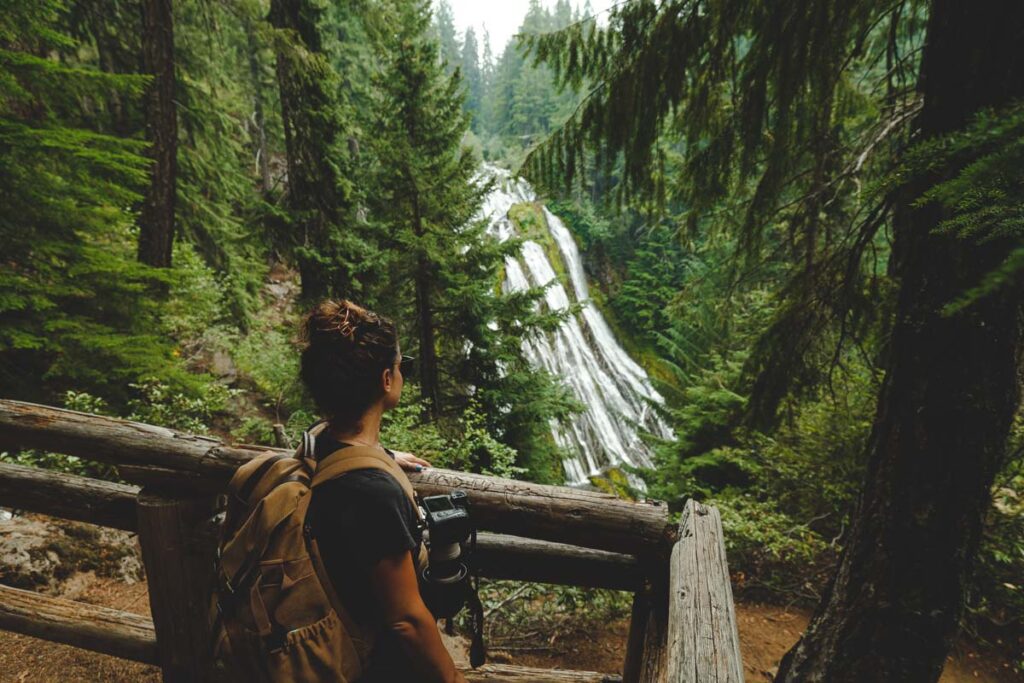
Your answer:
[0,399,743,682]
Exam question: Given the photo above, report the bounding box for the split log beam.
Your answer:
[0,461,139,531]
[410,469,673,556]
[667,500,743,682]
[463,663,622,682]
[137,489,219,682]
[0,463,642,591]
[0,583,158,664]
[474,533,641,591]
[0,400,674,556]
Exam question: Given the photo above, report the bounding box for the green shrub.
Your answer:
[233,323,302,414]
[124,378,233,435]
[381,387,525,478]
[231,416,277,446]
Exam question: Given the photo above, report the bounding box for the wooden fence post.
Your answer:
[666,500,744,682]
[137,489,220,682]
[622,588,669,683]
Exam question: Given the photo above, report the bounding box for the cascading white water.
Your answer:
[481,165,674,486]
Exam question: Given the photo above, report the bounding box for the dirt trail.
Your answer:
[0,576,1019,682]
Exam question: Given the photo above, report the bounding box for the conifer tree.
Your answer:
[367,0,575,477]
[269,0,365,302]
[460,26,482,127]
[0,0,190,401]
[430,0,461,71]
[172,0,268,325]
[242,3,273,193]
[475,2,582,154]
[368,0,478,417]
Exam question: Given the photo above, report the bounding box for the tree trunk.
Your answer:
[413,194,441,419]
[776,2,1024,681]
[244,14,272,193]
[137,0,177,268]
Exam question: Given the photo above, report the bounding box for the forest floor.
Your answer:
[0,571,1019,682]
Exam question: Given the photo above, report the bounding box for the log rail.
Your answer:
[0,399,743,682]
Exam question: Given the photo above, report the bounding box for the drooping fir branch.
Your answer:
[519,0,930,425]
[1,0,192,401]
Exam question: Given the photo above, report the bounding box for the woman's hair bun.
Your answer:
[304,299,375,343]
[299,299,399,430]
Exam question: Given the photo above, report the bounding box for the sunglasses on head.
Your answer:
[399,354,416,376]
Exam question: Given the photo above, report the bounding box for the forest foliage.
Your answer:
[0,0,1021,673]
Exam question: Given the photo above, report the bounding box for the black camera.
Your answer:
[418,490,473,620]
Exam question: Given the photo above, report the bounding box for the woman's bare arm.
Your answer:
[368,550,468,683]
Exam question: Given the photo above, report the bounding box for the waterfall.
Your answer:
[481,165,674,487]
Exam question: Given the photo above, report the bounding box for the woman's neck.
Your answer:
[329,404,384,448]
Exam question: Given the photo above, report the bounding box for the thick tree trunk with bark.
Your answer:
[137,0,177,268]
[776,3,1024,681]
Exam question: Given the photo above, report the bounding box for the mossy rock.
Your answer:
[0,516,141,592]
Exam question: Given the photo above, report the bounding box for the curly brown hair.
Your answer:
[299,299,399,431]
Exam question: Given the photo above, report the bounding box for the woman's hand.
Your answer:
[393,450,431,473]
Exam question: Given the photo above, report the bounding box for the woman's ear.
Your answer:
[381,367,393,393]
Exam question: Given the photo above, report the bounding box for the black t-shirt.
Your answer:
[308,432,424,681]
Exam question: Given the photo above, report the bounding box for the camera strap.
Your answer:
[465,527,487,667]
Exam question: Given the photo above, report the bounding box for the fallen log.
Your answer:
[0,400,674,556]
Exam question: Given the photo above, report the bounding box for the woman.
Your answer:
[300,299,468,683]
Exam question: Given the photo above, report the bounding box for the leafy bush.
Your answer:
[123,378,233,435]
[382,386,526,478]
[715,494,834,601]
[644,353,876,601]
[233,321,302,416]
[231,416,277,446]
[162,242,239,364]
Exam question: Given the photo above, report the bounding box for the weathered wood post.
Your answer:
[666,500,744,682]
[622,588,668,683]
[137,489,221,682]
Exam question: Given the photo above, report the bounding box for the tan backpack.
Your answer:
[210,423,428,682]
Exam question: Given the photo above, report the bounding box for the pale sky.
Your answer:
[444,0,615,58]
